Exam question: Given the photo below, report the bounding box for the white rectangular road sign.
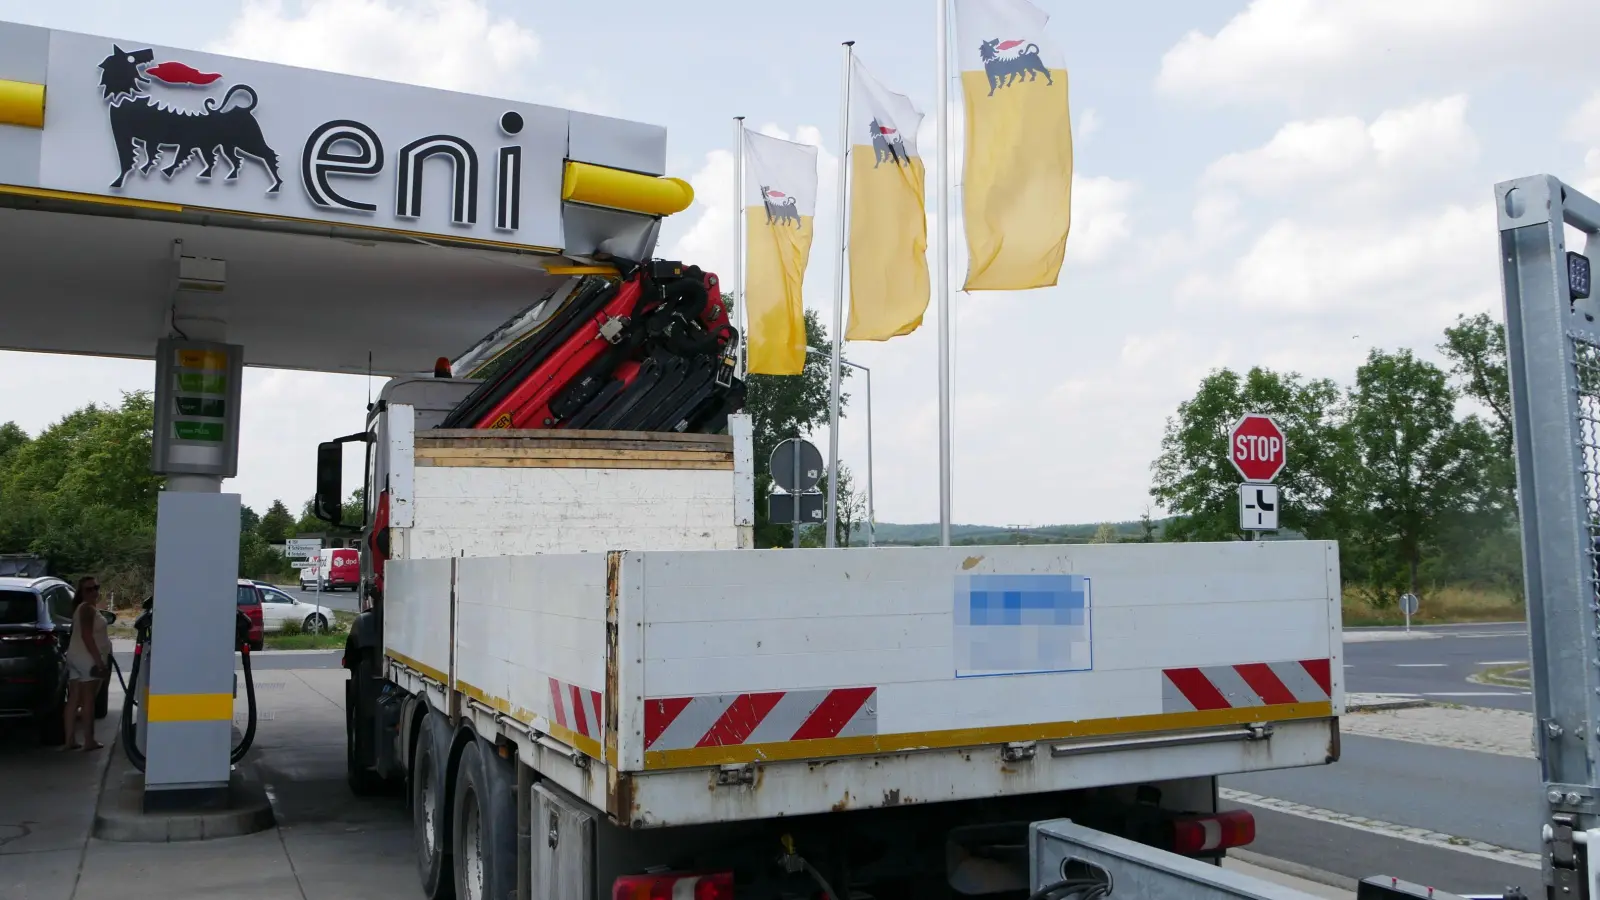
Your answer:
[291,560,317,570]
[285,538,322,559]
[1240,484,1279,531]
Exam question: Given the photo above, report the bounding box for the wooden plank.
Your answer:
[425,428,732,446]
[414,436,730,454]
[415,447,732,464]
[414,457,733,470]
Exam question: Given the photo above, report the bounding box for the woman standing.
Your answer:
[62,577,112,751]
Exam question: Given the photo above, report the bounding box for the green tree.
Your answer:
[1440,313,1514,507]
[1092,523,1117,544]
[1343,349,1497,602]
[0,393,162,603]
[744,308,847,547]
[1150,367,1349,541]
[1137,508,1159,542]
[258,500,295,544]
[240,505,261,534]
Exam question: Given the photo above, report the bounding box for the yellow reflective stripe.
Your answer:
[384,649,448,685]
[643,701,1334,769]
[146,692,234,722]
[0,183,184,213]
[0,80,45,128]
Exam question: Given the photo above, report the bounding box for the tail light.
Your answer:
[1171,810,1255,855]
[612,871,734,900]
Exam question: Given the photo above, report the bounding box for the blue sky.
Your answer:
[2,0,1598,526]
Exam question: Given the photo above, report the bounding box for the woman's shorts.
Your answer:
[66,656,98,682]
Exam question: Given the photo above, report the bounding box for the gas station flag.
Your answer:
[846,57,929,342]
[743,129,818,375]
[954,0,1073,291]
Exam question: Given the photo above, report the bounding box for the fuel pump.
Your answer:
[113,596,258,772]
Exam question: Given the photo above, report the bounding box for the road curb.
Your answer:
[1231,849,1358,892]
[1345,694,1430,712]
[94,733,276,842]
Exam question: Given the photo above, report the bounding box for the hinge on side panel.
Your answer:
[1001,741,1037,763]
[716,763,755,786]
[1246,723,1274,741]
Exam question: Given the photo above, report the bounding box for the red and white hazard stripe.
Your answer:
[548,677,603,742]
[1161,659,1331,713]
[644,687,878,752]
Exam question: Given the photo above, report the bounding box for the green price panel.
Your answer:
[175,373,229,394]
[173,421,226,442]
[174,396,227,418]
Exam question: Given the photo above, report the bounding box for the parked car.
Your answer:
[0,575,75,741]
[236,580,264,651]
[253,582,335,634]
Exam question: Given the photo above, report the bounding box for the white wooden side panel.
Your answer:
[384,558,453,676]
[407,467,737,558]
[387,404,415,528]
[452,554,611,750]
[636,542,1340,735]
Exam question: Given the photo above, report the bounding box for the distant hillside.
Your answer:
[854,518,1167,546]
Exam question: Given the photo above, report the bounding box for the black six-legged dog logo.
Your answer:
[97,45,283,193]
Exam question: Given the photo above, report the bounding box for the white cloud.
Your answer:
[1205,96,1476,194]
[1077,108,1101,141]
[665,149,736,282]
[1157,0,1600,106]
[1067,175,1135,266]
[1570,91,1600,196]
[209,0,583,106]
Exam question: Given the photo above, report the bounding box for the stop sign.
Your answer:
[1229,414,1286,483]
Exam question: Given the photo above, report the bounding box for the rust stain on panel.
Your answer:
[605,551,622,767]
[961,556,984,570]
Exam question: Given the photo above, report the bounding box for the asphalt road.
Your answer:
[279,584,362,613]
[1345,622,1532,710]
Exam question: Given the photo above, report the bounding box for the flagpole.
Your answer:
[935,0,953,546]
[826,41,855,550]
[733,116,746,379]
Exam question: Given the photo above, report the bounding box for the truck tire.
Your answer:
[413,720,454,900]
[345,655,384,796]
[452,740,516,900]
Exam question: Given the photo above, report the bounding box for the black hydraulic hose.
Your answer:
[230,642,257,764]
[116,614,259,772]
[118,639,147,772]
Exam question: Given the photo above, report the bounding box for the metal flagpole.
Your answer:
[732,116,747,378]
[826,41,854,549]
[935,0,953,546]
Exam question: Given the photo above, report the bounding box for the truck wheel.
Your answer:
[452,740,515,900]
[413,723,454,899]
[345,657,385,796]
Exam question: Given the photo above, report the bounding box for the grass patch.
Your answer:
[264,632,346,651]
[1343,584,1525,626]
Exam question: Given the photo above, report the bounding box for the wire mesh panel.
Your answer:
[1578,341,1600,617]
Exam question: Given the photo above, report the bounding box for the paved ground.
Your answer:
[1343,622,1532,710]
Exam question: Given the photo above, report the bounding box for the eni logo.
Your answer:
[301,110,526,232]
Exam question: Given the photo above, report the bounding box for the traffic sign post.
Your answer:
[1399,592,1419,632]
[1231,414,1286,538]
[285,538,322,559]
[770,437,826,548]
[1239,484,1278,531]
[1229,414,1286,483]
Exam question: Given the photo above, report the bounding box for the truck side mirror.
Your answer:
[314,442,342,526]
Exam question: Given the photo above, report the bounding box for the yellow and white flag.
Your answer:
[846,57,929,341]
[743,129,818,375]
[954,0,1073,291]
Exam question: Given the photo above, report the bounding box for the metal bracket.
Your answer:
[1002,741,1038,763]
[598,315,628,344]
[715,763,755,786]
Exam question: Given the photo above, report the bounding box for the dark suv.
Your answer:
[0,576,74,742]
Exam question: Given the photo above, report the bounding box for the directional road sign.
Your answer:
[1239,483,1279,531]
[1399,593,1419,616]
[291,560,317,570]
[770,438,825,493]
[1230,414,1287,483]
[285,538,322,559]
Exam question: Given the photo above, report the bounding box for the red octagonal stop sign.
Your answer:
[1229,414,1286,483]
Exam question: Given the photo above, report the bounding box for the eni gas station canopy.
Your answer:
[0,20,692,375]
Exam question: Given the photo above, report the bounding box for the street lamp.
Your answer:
[810,346,875,547]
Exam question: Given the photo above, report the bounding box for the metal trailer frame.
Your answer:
[1497,174,1600,898]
